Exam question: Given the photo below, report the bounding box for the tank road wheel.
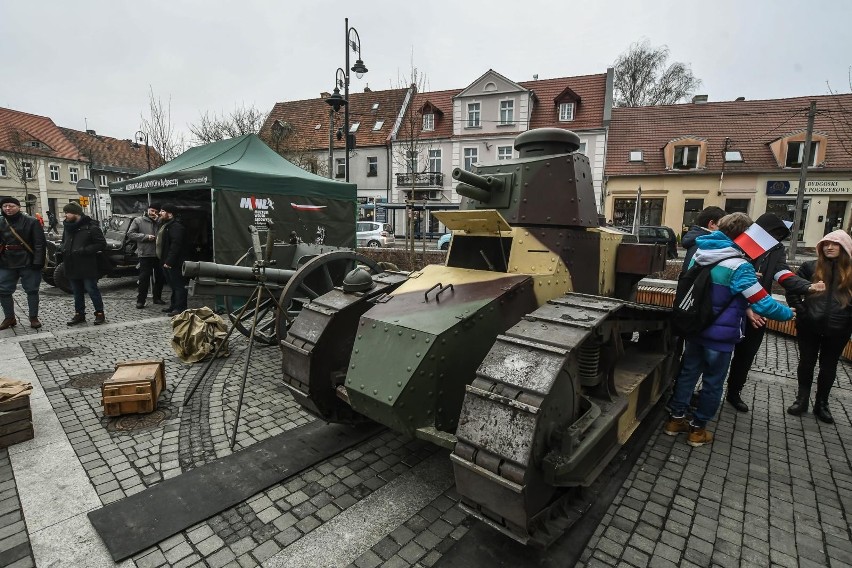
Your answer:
[275,251,383,337]
[450,293,676,546]
[53,262,73,294]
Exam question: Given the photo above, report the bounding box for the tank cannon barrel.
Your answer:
[452,168,505,202]
[183,260,296,284]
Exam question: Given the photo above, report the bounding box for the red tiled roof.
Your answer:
[60,128,164,173]
[260,88,410,152]
[606,94,852,176]
[0,107,84,161]
[408,88,460,140]
[519,73,608,131]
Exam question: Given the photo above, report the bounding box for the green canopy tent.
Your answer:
[109,134,356,265]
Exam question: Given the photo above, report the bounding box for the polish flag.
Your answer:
[290,203,327,212]
[734,223,780,260]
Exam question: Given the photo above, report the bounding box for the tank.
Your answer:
[279,128,676,546]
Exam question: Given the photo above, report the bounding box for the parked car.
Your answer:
[616,225,678,259]
[356,221,395,248]
[437,233,451,251]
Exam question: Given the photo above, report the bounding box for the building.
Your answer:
[0,107,88,217]
[60,128,162,219]
[604,94,852,247]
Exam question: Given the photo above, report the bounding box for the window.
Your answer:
[785,141,818,168]
[406,150,418,174]
[463,148,478,171]
[49,164,60,181]
[367,156,378,177]
[349,122,360,133]
[372,120,384,131]
[22,162,33,179]
[578,142,587,155]
[629,150,644,162]
[26,140,45,149]
[559,103,575,122]
[69,166,79,183]
[467,103,481,128]
[725,199,750,215]
[0,159,7,177]
[673,146,699,169]
[371,103,379,110]
[766,199,809,241]
[422,113,435,132]
[497,146,512,160]
[613,198,664,226]
[499,100,514,125]
[724,150,743,162]
[428,149,442,173]
[683,199,704,232]
[99,174,108,187]
[335,158,345,178]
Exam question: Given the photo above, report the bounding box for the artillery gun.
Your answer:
[275,128,676,546]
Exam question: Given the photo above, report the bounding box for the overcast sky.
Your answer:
[1,0,849,143]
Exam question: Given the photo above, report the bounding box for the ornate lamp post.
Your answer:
[133,131,151,172]
[325,18,367,183]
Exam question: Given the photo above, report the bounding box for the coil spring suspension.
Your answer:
[578,341,601,386]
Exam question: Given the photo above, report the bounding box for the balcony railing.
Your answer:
[395,172,444,187]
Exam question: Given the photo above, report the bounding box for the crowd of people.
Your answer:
[0,200,190,329]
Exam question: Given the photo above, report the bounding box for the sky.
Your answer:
[1,0,850,143]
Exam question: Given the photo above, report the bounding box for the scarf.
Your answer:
[156,219,173,260]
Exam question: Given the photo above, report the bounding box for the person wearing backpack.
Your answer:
[786,230,852,423]
[665,213,795,447]
[680,206,726,275]
[725,214,821,412]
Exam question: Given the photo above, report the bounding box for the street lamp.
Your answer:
[324,18,367,183]
[133,131,151,172]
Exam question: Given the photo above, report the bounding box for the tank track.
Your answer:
[280,271,408,423]
[450,292,675,547]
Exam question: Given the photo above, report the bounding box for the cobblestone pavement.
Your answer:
[1,279,851,567]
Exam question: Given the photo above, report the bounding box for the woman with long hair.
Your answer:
[787,229,852,423]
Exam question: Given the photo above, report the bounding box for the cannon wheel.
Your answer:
[276,251,383,338]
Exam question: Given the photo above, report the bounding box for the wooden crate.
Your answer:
[0,395,33,447]
[102,360,165,417]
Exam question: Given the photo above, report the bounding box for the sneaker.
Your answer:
[664,416,690,436]
[67,313,86,326]
[29,317,42,329]
[93,312,106,325]
[0,317,16,330]
[687,426,714,447]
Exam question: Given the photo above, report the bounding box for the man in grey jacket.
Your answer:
[127,204,165,309]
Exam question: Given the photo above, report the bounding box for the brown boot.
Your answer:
[66,313,86,326]
[687,426,713,447]
[0,317,16,330]
[29,317,42,329]
[663,416,690,436]
[93,312,106,326]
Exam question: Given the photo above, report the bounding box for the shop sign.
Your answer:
[766,180,852,195]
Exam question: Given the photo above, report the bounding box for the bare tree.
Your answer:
[613,40,702,107]
[262,119,328,177]
[825,66,852,158]
[189,104,269,145]
[5,129,42,214]
[139,86,184,162]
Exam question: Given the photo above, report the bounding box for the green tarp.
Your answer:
[109,135,357,265]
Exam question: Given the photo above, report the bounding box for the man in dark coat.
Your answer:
[725,213,821,412]
[61,202,107,326]
[680,206,726,274]
[0,197,46,329]
[157,203,188,316]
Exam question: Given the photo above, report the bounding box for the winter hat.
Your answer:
[754,213,790,241]
[0,196,21,207]
[148,202,161,211]
[63,202,84,215]
[818,229,852,258]
[159,203,178,214]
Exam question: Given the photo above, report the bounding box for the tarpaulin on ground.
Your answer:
[108,135,356,265]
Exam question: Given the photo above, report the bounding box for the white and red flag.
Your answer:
[734,223,780,260]
[290,203,327,212]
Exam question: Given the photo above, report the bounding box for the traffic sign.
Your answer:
[79,196,89,207]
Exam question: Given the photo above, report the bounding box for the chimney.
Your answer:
[735,96,745,101]
[533,74,539,80]
[86,129,96,135]
[364,84,371,93]
[691,95,708,104]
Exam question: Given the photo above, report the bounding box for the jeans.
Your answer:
[667,341,734,427]
[726,324,767,395]
[164,266,187,312]
[69,278,104,315]
[137,257,164,303]
[0,266,41,318]
[797,328,850,401]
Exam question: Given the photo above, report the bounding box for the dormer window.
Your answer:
[673,146,700,170]
[629,150,643,162]
[422,113,435,131]
[785,141,818,168]
[559,103,575,122]
[724,150,744,162]
[26,140,46,149]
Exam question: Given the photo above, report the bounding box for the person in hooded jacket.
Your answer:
[725,213,822,412]
[665,213,794,447]
[680,206,726,274]
[786,229,852,424]
[61,202,107,326]
[0,197,46,329]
